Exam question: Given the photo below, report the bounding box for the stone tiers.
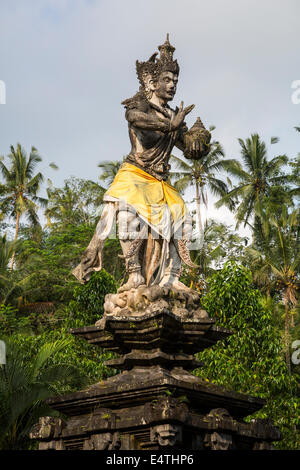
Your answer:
[70,310,231,370]
[30,287,282,450]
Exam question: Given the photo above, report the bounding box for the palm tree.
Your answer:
[0,144,47,267]
[215,134,289,229]
[246,207,299,372]
[98,160,122,187]
[287,154,300,200]
[45,177,105,227]
[0,235,19,272]
[170,141,231,234]
[0,338,87,450]
[0,235,21,304]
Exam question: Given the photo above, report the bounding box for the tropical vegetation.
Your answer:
[0,129,299,449]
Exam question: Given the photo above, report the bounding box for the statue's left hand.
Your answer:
[184,133,211,160]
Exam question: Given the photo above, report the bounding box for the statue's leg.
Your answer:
[118,205,145,292]
[158,241,190,291]
[159,215,193,291]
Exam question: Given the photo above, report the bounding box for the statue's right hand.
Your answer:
[170,101,195,130]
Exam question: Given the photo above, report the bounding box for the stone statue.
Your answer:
[73,35,211,293]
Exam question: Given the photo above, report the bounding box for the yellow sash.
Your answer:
[104,163,186,231]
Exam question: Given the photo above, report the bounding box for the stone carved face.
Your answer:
[205,432,232,451]
[147,71,178,102]
[153,424,181,447]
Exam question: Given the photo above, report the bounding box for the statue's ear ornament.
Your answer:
[143,74,155,99]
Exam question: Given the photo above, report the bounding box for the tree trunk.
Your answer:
[284,297,291,374]
[290,313,295,328]
[9,212,20,269]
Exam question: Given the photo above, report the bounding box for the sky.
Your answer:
[0,0,299,237]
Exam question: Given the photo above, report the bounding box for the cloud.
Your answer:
[0,0,299,230]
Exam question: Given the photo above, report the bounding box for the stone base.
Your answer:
[30,287,282,450]
[70,309,231,368]
[30,367,281,450]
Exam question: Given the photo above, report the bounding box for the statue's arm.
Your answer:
[175,118,211,160]
[125,109,170,132]
[174,123,188,152]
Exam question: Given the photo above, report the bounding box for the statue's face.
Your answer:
[154,71,178,102]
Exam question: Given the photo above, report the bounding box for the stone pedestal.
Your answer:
[30,287,281,450]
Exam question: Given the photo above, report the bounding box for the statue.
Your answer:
[73,35,211,293]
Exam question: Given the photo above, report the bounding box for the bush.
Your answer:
[0,304,32,335]
[195,261,300,449]
[68,269,118,327]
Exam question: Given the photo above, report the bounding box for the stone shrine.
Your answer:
[30,286,281,450]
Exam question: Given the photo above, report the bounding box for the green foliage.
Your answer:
[196,261,300,449]
[14,223,95,304]
[0,132,299,449]
[0,143,48,271]
[102,238,125,282]
[0,304,32,335]
[216,134,289,228]
[170,139,230,233]
[98,160,122,187]
[180,219,249,288]
[8,328,116,386]
[45,176,105,227]
[0,336,88,450]
[68,269,118,327]
[0,234,19,271]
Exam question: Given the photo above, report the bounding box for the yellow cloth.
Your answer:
[104,163,186,235]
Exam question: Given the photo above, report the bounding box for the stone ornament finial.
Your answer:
[183,116,211,160]
[158,33,176,62]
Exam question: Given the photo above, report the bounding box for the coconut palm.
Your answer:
[215,134,289,229]
[287,154,300,200]
[0,236,21,304]
[98,160,122,187]
[45,177,105,227]
[0,235,19,272]
[170,141,232,234]
[0,337,88,450]
[0,144,47,267]
[246,207,299,372]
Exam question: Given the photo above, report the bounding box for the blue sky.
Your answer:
[0,0,299,235]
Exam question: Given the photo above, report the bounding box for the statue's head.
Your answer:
[136,34,179,101]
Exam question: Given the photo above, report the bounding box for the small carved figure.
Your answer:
[83,432,121,450]
[204,431,233,450]
[151,423,182,447]
[145,397,188,423]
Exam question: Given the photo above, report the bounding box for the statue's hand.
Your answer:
[184,135,211,160]
[170,101,194,131]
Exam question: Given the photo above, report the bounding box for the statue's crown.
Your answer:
[136,34,180,88]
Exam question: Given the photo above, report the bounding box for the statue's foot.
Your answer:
[159,277,191,292]
[118,273,146,293]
